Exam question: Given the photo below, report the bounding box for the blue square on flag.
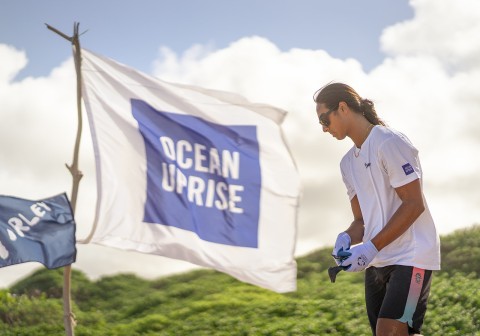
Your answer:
[131,99,261,248]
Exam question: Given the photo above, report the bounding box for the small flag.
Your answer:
[0,193,76,269]
[80,49,301,292]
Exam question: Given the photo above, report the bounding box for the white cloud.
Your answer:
[0,45,27,83]
[381,0,480,71]
[1,0,479,288]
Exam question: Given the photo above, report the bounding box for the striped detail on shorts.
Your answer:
[397,267,425,327]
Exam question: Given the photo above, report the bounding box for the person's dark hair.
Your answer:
[313,82,385,126]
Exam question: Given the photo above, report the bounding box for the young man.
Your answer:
[314,83,440,336]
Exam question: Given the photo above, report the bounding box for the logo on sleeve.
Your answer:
[402,163,414,176]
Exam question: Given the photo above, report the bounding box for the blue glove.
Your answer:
[332,232,351,265]
[341,240,378,272]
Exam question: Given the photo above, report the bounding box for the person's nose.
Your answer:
[322,125,329,132]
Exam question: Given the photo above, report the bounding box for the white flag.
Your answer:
[80,49,301,293]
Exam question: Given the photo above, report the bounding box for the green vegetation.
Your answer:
[1,226,479,335]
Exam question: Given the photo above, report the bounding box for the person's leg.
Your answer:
[365,266,391,335]
[376,318,408,336]
[408,270,432,335]
[376,318,424,336]
[376,266,433,335]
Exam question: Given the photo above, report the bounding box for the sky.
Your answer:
[1,0,480,288]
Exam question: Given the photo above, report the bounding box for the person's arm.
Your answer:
[371,178,425,251]
[345,195,365,245]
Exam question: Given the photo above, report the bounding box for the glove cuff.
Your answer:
[365,240,379,254]
[339,232,351,245]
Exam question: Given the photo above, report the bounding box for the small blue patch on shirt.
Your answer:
[402,163,414,176]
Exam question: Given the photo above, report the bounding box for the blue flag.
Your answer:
[0,193,76,269]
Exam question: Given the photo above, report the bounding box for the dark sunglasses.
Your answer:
[319,107,337,127]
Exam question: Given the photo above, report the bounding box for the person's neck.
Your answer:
[350,119,374,148]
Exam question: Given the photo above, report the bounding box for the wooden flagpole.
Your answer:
[46,22,84,336]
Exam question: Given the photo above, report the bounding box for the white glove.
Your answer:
[342,240,378,272]
[332,232,351,265]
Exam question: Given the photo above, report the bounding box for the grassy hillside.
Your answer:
[1,226,479,335]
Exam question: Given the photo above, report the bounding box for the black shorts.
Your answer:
[365,265,433,335]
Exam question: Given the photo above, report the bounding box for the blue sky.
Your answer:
[1,0,412,78]
[1,0,480,288]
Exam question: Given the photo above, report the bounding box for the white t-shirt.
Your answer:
[340,126,440,270]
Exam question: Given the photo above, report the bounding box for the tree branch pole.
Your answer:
[46,22,84,336]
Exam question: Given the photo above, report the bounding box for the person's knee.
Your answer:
[376,318,409,336]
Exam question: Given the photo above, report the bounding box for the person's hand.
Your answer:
[341,240,378,272]
[332,232,351,265]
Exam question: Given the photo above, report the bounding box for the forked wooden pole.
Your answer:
[46,22,85,336]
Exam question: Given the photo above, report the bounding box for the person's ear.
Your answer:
[338,101,348,114]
